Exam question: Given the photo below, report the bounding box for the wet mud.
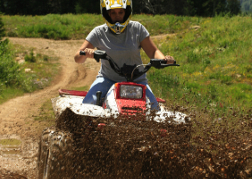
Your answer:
[37,107,252,179]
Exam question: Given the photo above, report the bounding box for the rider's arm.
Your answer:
[74,40,95,63]
[140,36,175,64]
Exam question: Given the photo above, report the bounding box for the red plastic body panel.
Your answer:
[116,99,146,115]
[113,82,147,115]
[59,89,87,97]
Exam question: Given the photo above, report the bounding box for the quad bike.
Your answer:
[37,50,191,179]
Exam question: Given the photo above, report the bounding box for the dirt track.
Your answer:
[0,38,100,178]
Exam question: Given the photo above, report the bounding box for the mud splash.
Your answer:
[38,107,252,179]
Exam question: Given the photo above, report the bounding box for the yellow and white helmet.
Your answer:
[100,0,132,34]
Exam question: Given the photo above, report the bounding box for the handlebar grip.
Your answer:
[79,50,100,62]
[161,62,180,67]
[80,51,86,55]
[150,59,180,69]
[160,60,177,64]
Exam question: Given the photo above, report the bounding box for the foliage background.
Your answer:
[0,0,244,16]
[240,0,252,12]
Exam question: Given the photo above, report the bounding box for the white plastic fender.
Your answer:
[51,95,119,118]
[52,94,189,124]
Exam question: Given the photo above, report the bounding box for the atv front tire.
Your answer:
[38,128,73,179]
[38,128,55,179]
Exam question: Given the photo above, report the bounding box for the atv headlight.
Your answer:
[120,85,143,99]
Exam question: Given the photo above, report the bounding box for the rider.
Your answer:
[74,0,175,110]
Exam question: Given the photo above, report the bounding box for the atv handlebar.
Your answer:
[79,51,86,55]
[150,59,179,69]
[80,50,179,82]
[80,50,107,62]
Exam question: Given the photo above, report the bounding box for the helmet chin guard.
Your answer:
[100,0,132,34]
[111,22,126,35]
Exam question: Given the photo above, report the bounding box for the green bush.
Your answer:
[0,15,5,40]
[0,17,33,93]
[0,39,20,85]
[25,50,36,62]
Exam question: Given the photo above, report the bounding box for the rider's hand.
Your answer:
[164,55,175,64]
[83,48,95,59]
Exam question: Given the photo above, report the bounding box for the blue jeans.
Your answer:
[83,77,159,110]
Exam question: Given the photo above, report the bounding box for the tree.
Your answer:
[240,0,252,12]
[226,0,241,15]
[74,0,100,14]
[132,0,189,15]
[0,14,5,40]
[189,0,226,16]
[1,0,31,15]
[0,0,242,16]
[184,0,241,16]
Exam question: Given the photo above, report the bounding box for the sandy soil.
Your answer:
[0,38,100,178]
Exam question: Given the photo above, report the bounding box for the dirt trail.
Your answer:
[0,38,100,178]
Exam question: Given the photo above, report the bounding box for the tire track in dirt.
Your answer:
[0,38,100,178]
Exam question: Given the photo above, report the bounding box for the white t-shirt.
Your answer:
[86,20,149,83]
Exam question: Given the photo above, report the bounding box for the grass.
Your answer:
[0,43,59,104]
[0,139,22,146]
[2,14,103,40]
[0,87,24,104]
[34,98,55,125]
[20,50,59,90]
[70,86,89,91]
[141,14,252,116]
[2,14,201,40]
